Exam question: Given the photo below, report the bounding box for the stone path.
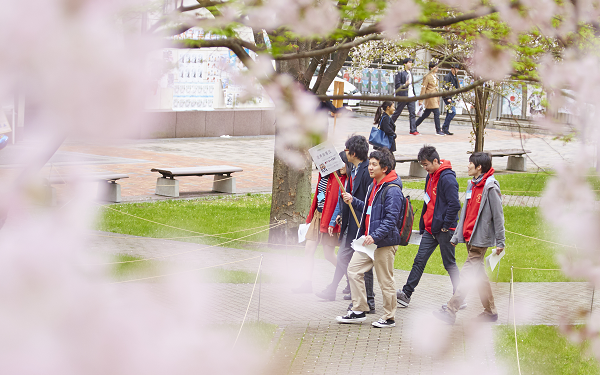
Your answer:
[91,231,597,375]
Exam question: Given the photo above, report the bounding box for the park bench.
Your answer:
[394,155,428,178]
[468,149,531,172]
[45,173,128,204]
[150,165,243,197]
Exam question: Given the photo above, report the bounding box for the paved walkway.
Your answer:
[0,114,581,206]
[91,231,597,374]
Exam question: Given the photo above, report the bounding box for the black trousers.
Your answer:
[390,100,417,133]
[402,231,460,298]
[415,108,441,133]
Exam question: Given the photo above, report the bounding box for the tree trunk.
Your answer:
[473,86,488,152]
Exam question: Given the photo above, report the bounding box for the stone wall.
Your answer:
[138,109,276,139]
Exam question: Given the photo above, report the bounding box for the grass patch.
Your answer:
[111,254,162,281]
[215,321,278,350]
[495,325,600,375]
[98,194,272,250]
[204,268,272,284]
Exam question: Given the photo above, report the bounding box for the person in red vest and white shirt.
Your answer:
[433,152,506,324]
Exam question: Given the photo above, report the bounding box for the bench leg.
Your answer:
[213,174,236,194]
[98,181,121,203]
[409,161,428,178]
[507,155,526,172]
[155,177,179,197]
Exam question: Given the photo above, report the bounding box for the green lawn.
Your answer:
[99,194,570,282]
[495,325,600,375]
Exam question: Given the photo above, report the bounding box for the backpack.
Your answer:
[382,184,414,246]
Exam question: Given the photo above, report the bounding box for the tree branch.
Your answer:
[317,79,486,102]
[170,38,262,53]
[274,34,383,60]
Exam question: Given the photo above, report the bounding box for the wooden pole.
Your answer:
[332,81,344,133]
[332,171,360,227]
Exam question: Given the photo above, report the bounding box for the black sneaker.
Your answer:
[343,294,351,300]
[342,284,351,294]
[372,318,395,328]
[315,288,335,301]
[433,309,456,324]
[475,312,498,322]
[436,132,446,136]
[336,311,366,324]
[444,131,454,135]
[396,290,411,307]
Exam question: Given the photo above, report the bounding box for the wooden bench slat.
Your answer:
[395,156,419,163]
[46,173,129,185]
[467,149,531,157]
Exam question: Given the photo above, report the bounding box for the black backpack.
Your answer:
[381,184,414,246]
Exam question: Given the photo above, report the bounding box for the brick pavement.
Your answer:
[90,231,597,375]
[0,115,581,206]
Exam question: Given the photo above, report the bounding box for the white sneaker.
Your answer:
[442,302,467,311]
[372,318,395,328]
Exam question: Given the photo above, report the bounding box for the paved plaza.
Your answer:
[0,114,590,374]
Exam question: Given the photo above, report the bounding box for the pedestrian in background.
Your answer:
[391,58,419,135]
[415,61,444,136]
[441,63,461,135]
[373,101,397,153]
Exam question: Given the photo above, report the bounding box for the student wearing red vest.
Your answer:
[396,145,461,308]
[433,152,506,324]
[292,152,348,294]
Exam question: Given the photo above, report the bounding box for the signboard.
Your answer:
[308,142,345,177]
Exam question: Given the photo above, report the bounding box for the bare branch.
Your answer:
[317,79,487,102]
[274,34,383,60]
[169,38,263,53]
[179,1,226,13]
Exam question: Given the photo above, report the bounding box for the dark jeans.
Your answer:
[390,100,417,133]
[442,103,456,133]
[329,241,375,309]
[415,108,441,133]
[402,231,460,298]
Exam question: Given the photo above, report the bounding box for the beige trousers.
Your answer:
[447,243,497,317]
[347,246,397,321]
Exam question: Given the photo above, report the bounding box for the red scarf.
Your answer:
[423,160,453,234]
[365,171,398,235]
[463,168,495,242]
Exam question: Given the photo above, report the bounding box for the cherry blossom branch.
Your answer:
[274,34,384,60]
[170,38,262,54]
[147,1,226,33]
[317,79,486,101]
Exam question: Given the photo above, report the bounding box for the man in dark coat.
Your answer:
[396,145,461,308]
[316,135,376,313]
[441,64,461,135]
[391,58,419,135]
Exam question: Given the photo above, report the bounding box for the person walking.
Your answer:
[292,158,347,293]
[316,135,377,313]
[336,149,404,328]
[391,58,419,135]
[415,61,444,136]
[433,152,505,324]
[396,145,461,308]
[373,101,397,153]
[441,64,461,135]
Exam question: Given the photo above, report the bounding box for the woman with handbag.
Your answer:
[372,101,397,153]
[292,153,348,294]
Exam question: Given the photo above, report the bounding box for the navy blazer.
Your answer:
[353,176,404,248]
[394,70,414,97]
[418,168,461,235]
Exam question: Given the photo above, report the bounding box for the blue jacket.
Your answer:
[352,174,404,248]
[418,167,460,235]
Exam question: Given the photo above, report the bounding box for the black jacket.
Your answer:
[378,113,396,152]
[418,168,461,235]
[442,72,460,102]
[340,159,372,247]
[394,70,415,97]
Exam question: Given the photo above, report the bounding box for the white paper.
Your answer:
[486,249,505,271]
[408,230,422,246]
[308,142,345,177]
[298,223,310,243]
[351,235,377,260]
